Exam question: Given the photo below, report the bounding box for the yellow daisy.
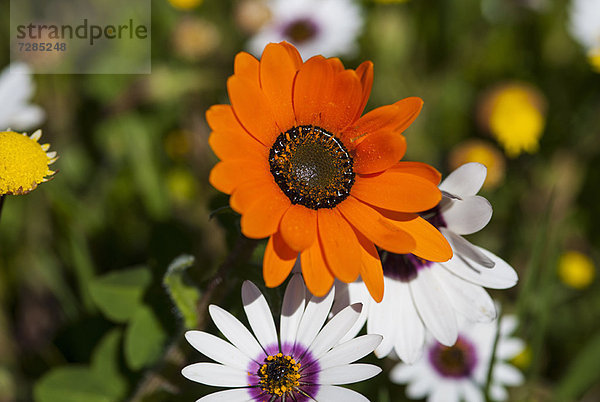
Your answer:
[0,130,57,196]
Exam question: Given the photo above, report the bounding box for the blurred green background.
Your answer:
[1,0,600,400]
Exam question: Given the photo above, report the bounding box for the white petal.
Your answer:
[317,334,382,370]
[314,385,370,402]
[308,303,363,359]
[367,277,397,358]
[181,363,250,387]
[242,281,278,353]
[10,105,45,130]
[442,229,495,268]
[410,269,458,346]
[389,363,417,383]
[461,381,485,402]
[295,287,335,349]
[441,196,493,235]
[392,280,425,363]
[184,331,251,371]
[197,388,252,402]
[318,363,381,385]
[429,381,460,402]
[334,281,370,344]
[435,268,497,323]
[405,375,433,399]
[208,305,264,362]
[496,338,525,360]
[499,315,519,336]
[489,383,508,401]
[439,162,487,198]
[441,247,518,289]
[493,363,524,386]
[280,274,306,353]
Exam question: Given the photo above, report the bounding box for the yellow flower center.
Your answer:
[168,0,203,11]
[257,352,302,397]
[489,87,544,157]
[558,251,595,289]
[0,131,54,195]
[588,49,600,73]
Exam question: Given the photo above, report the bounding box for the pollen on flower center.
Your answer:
[429,336,478,378]
[257,352,302,396]
[269,125,355,210]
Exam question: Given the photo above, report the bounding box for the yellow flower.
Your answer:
[558,251,595,289]
[482,83,546,158]
[510,344,532,370]
[449,140,505,189]
[588,48,600,73]
[168,0,202,11]
[0,130,57,195]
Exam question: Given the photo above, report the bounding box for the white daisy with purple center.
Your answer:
[182,274,383,401]
[247,0,363,59]
[333,162,519,363]
[390,315,525,402]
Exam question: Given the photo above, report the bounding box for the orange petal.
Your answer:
[343,97,423,144]
[227,75,280,147]
[209,160,269,194]
[353,132,407,174]
[234,52,260,85]
[259,43,299,133]
[388,161,442,185]
[240,189,290,239]
[337,196,416,254]
[319,69,363,133]
[377,211,452,263]
[300,240,335,297]
[264,231,298,288]
[351,170,441,213]
[279,41,303,68]
[279,204,317,251]
[354,61,373,121]
[209,130,267,161]
[293,56,336,126]
[327,57,345,72]
[317,209,361,283]
[354,230,384,303]
[206,104,247,134]
[230,179,277,214]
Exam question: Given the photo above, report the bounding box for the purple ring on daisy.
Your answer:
[332,162,519,363]
[182,274,383,401]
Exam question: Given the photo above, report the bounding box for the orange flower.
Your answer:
[208,42,451,301]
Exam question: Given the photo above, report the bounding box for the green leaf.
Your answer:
[89,267,152,323]
[91,329,127,400]
[124,306,167,370]
[163,254,201,329]
[555,330,600,401]
[34,367,117,402]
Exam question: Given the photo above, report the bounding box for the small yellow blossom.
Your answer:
[167,168,197,203]
[558,250,595,289]
[168,0,203,11]
[488,84,546,157]
[588,49,600,73]
[173,18,221,61]
[510,344,532,370]
[449,140,505,189]
[0,130,57,195]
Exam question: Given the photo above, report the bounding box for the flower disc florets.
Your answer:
[258,352,302,396]
[429,336,478,379]
[269,125,354,210]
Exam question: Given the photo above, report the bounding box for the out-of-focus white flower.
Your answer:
[333,163,518,363]
[569,0,600,72]
[0,63,45,131]
[247,0,363,59]
[182,274,382,401]
[390,315,525,402]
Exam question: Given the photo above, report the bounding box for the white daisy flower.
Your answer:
[182,274,383,401]
[390,314,525,402]
[247,0,363,59]
[0,63,45,131]
[332,162,519,363]
[569,0,600,70]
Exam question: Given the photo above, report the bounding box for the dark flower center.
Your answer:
[428,336,478,378]
[258,353,302,396]
[269,125,355,210]
[283,18,319,44]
